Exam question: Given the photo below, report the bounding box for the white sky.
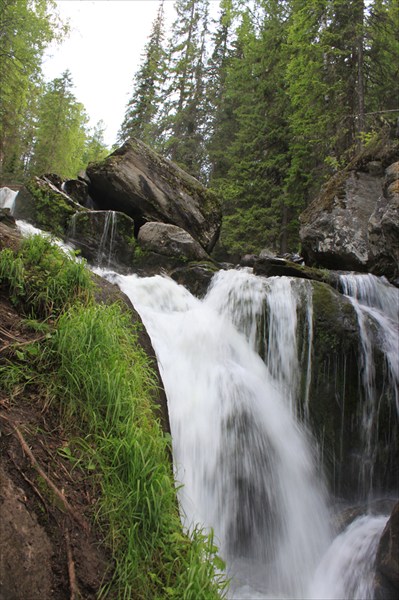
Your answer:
[42,0,176,147]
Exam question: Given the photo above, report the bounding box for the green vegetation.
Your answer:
[120,0,398,256]
[0,1,109,183]
[0,235,227,599]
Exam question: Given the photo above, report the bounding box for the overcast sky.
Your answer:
[42,0,176,147]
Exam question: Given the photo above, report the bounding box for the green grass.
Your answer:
[0,235,228,599]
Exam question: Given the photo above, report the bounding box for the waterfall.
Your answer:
[340,273,399,497]
[97,211,117,267]
[0,187,18,212]
[309,515,388,600]
[4,207,394,598]
[114,271,332,599]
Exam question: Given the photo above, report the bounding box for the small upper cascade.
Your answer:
[340,273,399,324]
[97,211,117,267]
[0,187,18,213]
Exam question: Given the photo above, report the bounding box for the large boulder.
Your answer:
[12,176,86,236]
[86,139,222,253]
[299,149,399,280]
[300,168,383,271]
[137,222,210,262]
[368,162,399,282]
[67,210,136,272]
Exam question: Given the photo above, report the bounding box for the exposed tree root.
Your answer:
[0,414,89,533]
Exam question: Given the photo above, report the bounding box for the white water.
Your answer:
[340,273,399,496]
[113,270,331,598]
[7,214,393,599]
[0,187,17,211]
[309,515,388,600]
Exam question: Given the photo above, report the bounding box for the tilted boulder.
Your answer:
[86,139,222,253]
[300,168,383,271]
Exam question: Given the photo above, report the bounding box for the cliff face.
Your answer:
[299,146,399,283]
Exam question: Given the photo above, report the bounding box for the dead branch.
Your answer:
[65,529,80,600]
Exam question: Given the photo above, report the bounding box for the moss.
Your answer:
[26,178,85,237]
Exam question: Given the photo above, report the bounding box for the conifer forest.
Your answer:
[1,0,398,258]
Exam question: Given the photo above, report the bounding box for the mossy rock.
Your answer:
[13,176,86,237]
[301,281,398,498]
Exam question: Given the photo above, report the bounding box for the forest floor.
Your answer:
[0,287,113,600]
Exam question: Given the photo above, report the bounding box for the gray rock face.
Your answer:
[300,170,383,271]
[299,157,399,280]
[368,162,399,281]
[86,139,222,253]
[138,222,210,263]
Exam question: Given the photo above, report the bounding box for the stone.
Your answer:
[67,210,136,272]
[253,256,338,286]
[299,153,399,282]
[86,139,222,252]
[137,221,210,262]
[375,503,399,600]
[300,170,382,271]
[240,254,258,267]
[63,179,98,209]
[368,162,399,281]
[12,176,86,237]
[170,262,220,298]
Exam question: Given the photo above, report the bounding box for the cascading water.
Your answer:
[5,208,395,599]
[97,211,117,266]
[114,270,332,599]
[340,273,399,498]
[0,187,17,212]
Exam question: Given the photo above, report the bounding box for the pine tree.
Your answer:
[118,1,167,146]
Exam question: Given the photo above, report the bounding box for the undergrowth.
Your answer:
[0,235,227,599]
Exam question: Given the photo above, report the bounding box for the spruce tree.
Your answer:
[118,0,167,146]
[160,0,210,180]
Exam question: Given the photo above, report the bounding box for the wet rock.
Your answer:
[240,254,257,267]
[170,262,219,298]
[67,210,136,272]
[86,139,222,252]
[0,208,15,228]
[253,256,338,286]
